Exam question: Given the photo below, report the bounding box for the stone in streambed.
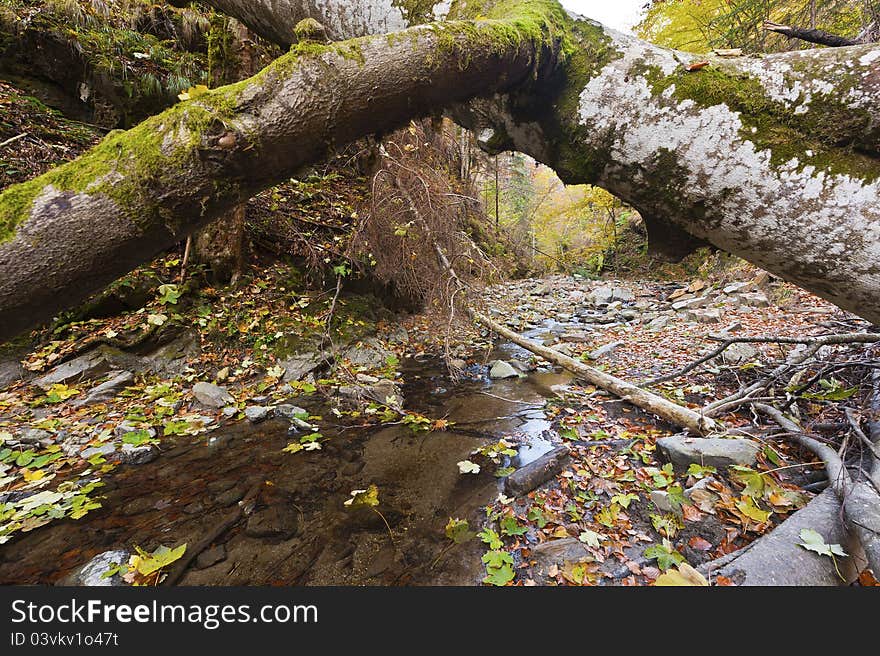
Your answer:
[489,360,519,379]
[192,382,234,408]
[656,435,760,471]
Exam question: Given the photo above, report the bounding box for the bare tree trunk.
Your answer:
[193,203,246,284]
[2,0,880,340]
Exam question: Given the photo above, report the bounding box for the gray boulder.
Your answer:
[489,360,519,379]
[192,382,234,408]
[113,444,158,465]
[656,435,760,471]
[244,406,271,423]
[590,285,634,306]
[32,346,139,391]
[17,428,53,447]
[280,352,327,383]
[275,404,308,420]
[721,343,758,365]
[684,308,722,323]
[72,371,135,407]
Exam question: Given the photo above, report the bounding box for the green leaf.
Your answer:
[611,493,638,509]
[644,541,686,570]
[686,463,717,479]
[798,528,848,558]
[445,518,474,544]
[730,465,765,498]
[344,484,380,508]
[527,507,548,528]
[477,528,503,550]
[763,445,781,466]
[157,284,182,305]
[482,550,515,586]
[735,496,772,523]
[499,516,528,537]
[494,466,516,478]
[578,529,604,548]
[122,430,153,446]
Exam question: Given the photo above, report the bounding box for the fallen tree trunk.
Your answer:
[3,0,880,340]
[473,310,718,435]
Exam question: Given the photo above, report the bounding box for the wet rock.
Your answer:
[0,357,23,389]
[17,428,53,447]
[81,444,117,459]
[656,435,760,471]
[530,538,592,580]
[183,501,205,514]
[364,545,399,578]
[58,550,130,587]
[489,360,519,379]
[275,404,308,420]
[280,352,327,383]
[245,506,300,539]
[588,341,623,361]
[192,382,234,408]
[121,497,155,516]
[244,406,271,423]
[505,446,571,496]
[215,488,245,507]
[113,444,158,465]
[72,371,135,407]
[341,461,366,476]
[195,545,227,570]
[32,346,139,391]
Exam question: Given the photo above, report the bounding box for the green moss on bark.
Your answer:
[647,65,880,182]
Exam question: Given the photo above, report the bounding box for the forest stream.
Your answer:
[0,324,583,586]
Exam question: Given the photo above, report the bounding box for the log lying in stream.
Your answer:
[471,310,720,437]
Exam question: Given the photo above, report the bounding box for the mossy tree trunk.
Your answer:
[1,0,879,340]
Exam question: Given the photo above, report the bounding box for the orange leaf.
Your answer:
[686,61,710,72]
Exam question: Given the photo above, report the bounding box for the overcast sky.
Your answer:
[559,0,646,32]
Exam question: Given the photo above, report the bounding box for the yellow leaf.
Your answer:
[654,563,708,586]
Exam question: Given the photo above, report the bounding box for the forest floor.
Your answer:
[2,255,876,586]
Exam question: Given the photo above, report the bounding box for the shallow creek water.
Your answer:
[0,326,575,586]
